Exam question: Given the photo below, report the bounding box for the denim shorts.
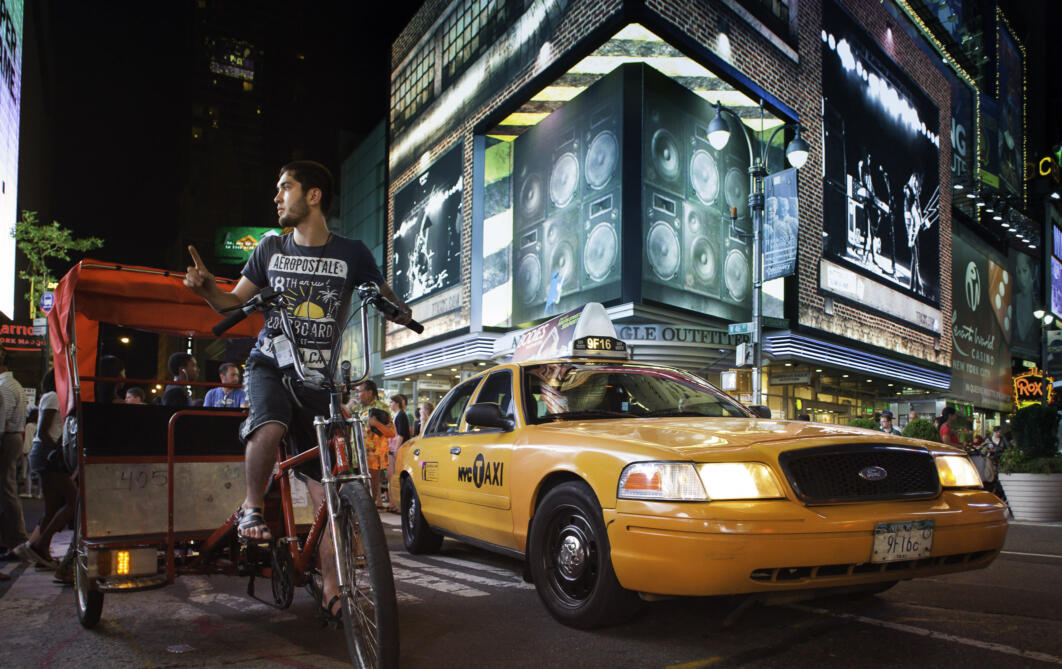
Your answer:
[240,356,331,481]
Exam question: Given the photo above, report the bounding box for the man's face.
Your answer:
[356,384,375,406]
[881,416,893,430]
[182,358,199,381]
[275,171,312,226]
[220,366,240,386]
[125,390,142,404]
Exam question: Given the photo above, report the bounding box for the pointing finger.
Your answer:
[188,245,205,270]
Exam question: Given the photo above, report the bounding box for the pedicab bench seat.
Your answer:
[81,402,318,539]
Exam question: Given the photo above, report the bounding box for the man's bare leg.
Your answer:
[241,422,285,540]
[306,479,339,614]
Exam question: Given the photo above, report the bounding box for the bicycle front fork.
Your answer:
[313,393,372,593]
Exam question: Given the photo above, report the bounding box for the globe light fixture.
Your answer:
[707,102,731,150]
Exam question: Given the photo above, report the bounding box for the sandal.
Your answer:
[236,506,272,542]
[306,576,343,628]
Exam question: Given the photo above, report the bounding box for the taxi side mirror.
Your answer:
[465,402,515,431]
[748,405,772,419]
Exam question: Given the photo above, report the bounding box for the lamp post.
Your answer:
[708,100,809,406]
[1033,308,1054,403]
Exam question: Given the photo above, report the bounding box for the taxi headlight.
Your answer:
[617,462,707,500]
[935,455,983,488]
[698,463,785,500]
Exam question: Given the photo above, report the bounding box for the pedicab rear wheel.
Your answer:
[74,516,104,628]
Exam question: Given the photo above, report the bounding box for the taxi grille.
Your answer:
[778,445,940,504]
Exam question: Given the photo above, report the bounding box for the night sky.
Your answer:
[19,1,421,284]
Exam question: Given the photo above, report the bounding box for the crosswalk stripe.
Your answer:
[395,555,533,590]
[391,566,487,597]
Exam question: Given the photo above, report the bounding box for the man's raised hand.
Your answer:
[183,245,216,297]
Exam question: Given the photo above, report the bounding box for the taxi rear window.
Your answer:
[522,363,749,424]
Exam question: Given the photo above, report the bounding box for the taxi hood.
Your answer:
[533,417,952,459]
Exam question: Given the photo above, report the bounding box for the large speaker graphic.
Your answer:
[642,65,752,319]
[512,69,623,325]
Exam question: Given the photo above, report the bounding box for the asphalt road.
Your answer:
[1,509,1060,668]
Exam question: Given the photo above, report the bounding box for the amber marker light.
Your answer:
[116,550,131,575]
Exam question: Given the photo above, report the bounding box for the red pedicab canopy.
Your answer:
[47,259,264,413]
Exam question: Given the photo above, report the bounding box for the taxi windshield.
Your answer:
[522,363,750,424]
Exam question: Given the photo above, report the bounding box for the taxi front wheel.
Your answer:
[401,477,443,554]
[528,481,642,629]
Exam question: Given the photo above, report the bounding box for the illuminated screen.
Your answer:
[391,142,463,304]
[821,0,941,308]
[1051,203,1062,321]
[0,0,23,319]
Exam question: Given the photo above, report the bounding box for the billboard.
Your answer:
[511,68,623,325]
[1050,203,1062,322]
[482,138,512,327]
[640,66,752,322]
[214,227,280,263]
[391,142,464,305]
[764,167,798,281]
[996,19,1023,198]
[950,229,1012,411]
[821,0,941,307]
[0,0,23,319]
[1009,247,1040,356]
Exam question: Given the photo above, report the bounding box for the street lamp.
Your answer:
[1034,308,1054,403]
[709,100,809,406]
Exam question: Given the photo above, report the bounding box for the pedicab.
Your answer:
[47,259,419,668]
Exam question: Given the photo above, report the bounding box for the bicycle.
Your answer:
[206,281,422,668]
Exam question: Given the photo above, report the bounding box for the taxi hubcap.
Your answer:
[555,526,589,581]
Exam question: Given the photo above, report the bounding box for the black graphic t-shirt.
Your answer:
[242,233,384,375]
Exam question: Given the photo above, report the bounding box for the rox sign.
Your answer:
[457,453,504,488]
[1013,368,1053,408]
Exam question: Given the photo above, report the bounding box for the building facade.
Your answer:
[378,0,1045,427]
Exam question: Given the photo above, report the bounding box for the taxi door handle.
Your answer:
[449,447,462,455]
[413,449,420,456]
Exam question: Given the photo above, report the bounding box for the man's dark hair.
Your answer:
[280,160,334,215]
[41,369,56,395]
[390,394,407,408]
[359,379,379,398]
[941,406,957,420]
[218,362,238,377]
[168,352,194,376]
[126,387,146,401]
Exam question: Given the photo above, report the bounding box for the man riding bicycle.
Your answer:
[183,160,413,619]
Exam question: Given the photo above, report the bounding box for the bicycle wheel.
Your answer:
[335,482,399,669]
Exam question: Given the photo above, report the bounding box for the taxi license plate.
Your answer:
[871,520,934,563]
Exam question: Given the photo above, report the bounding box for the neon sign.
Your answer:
[1013,367,1053,408]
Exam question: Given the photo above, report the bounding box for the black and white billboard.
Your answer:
[392,142,464,304]
[822,0,941,307]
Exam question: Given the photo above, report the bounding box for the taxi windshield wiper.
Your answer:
[543,410,632,421]
[642,409,707,418]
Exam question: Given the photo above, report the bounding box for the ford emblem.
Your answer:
[859,465,888,481]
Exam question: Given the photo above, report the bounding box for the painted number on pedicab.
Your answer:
[116,468,168,490]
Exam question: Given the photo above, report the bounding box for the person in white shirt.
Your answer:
[0,345,29,561]
[13,370,76,569]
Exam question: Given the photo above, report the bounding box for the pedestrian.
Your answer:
[13,370,76,570]
[880,410,902,435]
[183,159,412,621]
[0,344,29,562]
[414,401,435,436]
[986,425,1009,456]
[386,394,411,513]
[124,387,146,404]
[346,380,395,509]
[203,363,247,408]
[939,407,960,445]
[908,409,919,424]
[96,354,126,403]
[162,352,199,407]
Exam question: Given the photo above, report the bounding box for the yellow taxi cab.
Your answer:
[389,305,1007,629]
